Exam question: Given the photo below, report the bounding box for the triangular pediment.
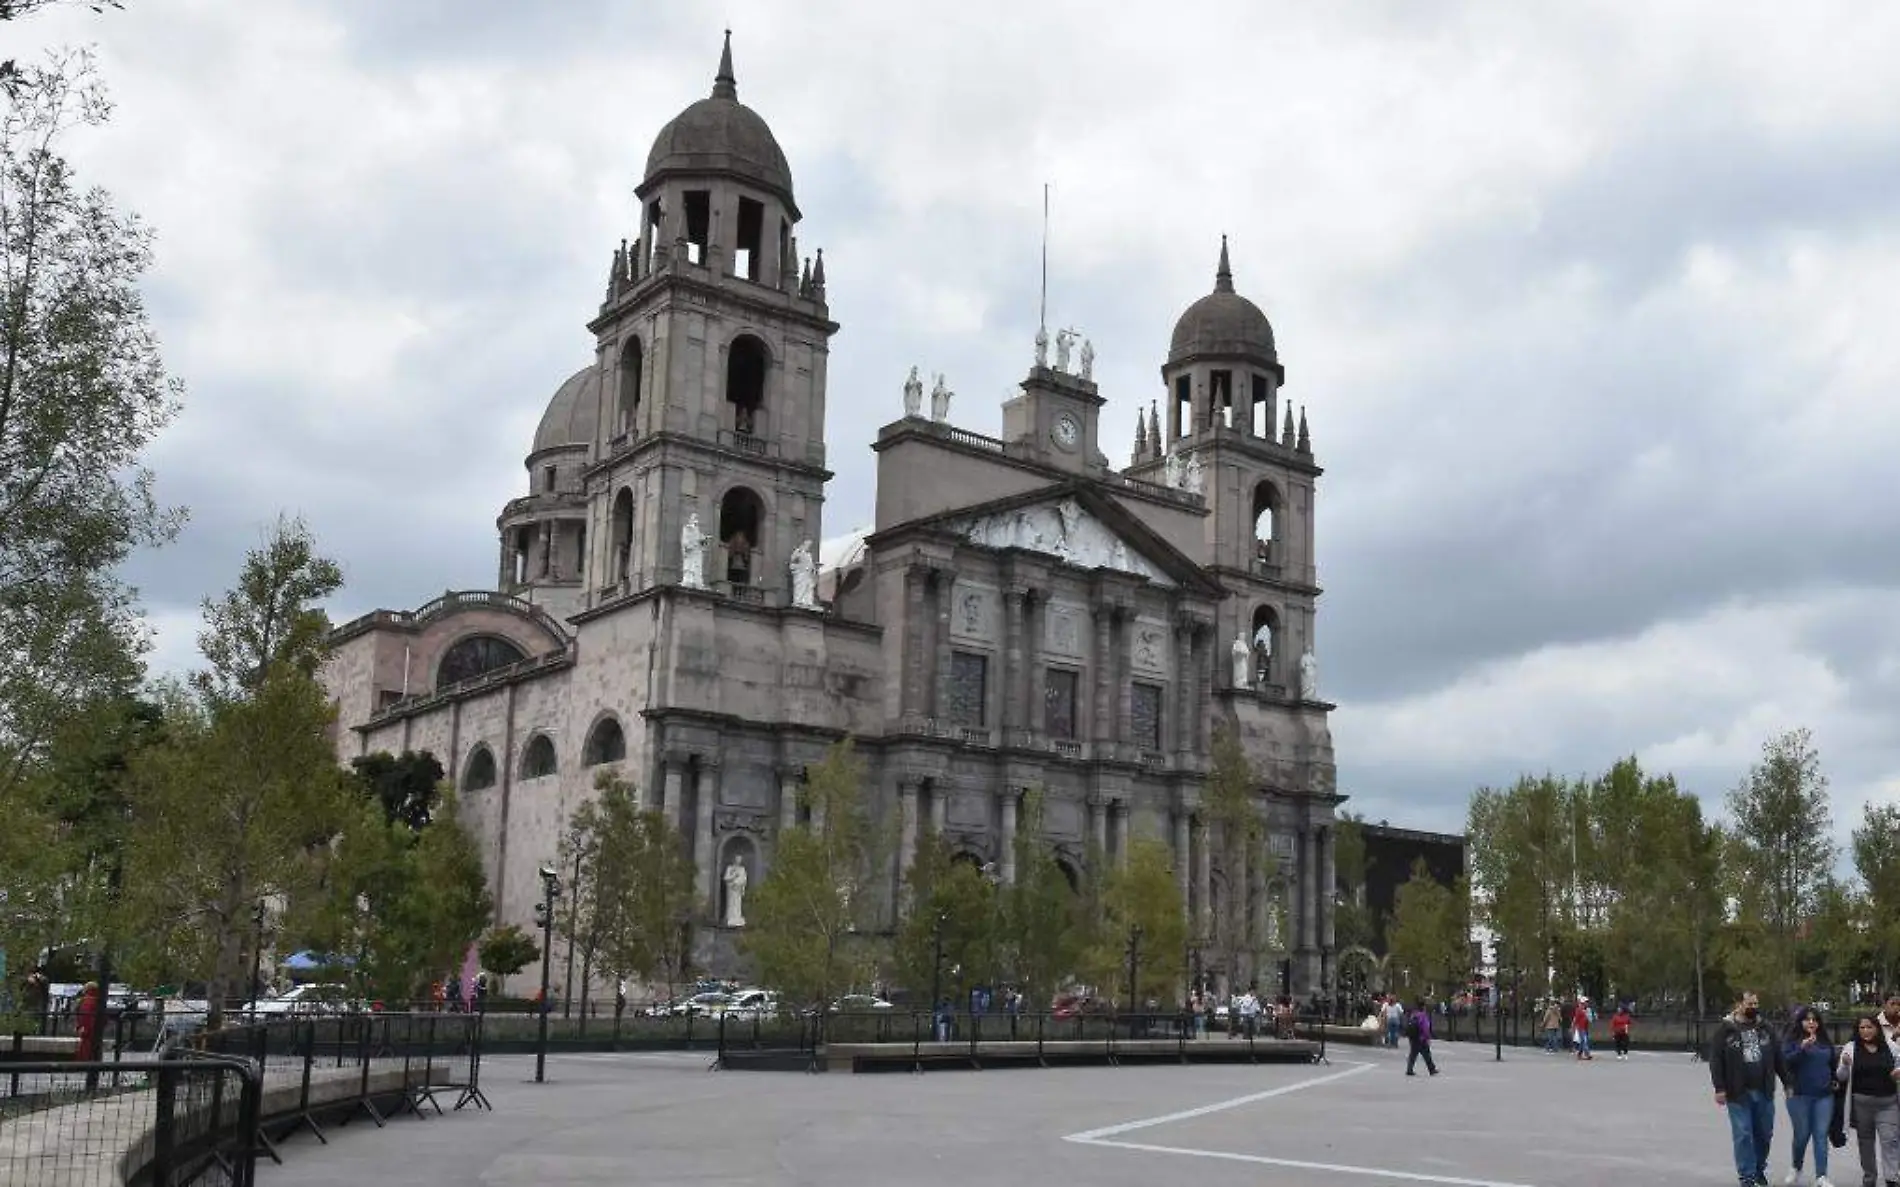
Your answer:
[914,482,1222,597]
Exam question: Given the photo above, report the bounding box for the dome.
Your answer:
[532,366,601,456]
[1168,237,1279,369]
[642,34,796,214]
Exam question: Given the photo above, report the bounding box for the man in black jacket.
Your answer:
[1709,991,1784,1187]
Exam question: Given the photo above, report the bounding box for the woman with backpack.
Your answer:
[1404,997,1439,1077]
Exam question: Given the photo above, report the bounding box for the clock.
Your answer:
[1051,413,1080,451]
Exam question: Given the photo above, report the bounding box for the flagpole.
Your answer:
[1039,183,1049,332]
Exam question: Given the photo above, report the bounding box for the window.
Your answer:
[735,197,764,280]
[1131,682,1162,750]
[1270,832,1295,859]
[610,488,634,583]
[1044,667,1078,739]
[521,735,557,779]
[948,652,988,727]
[1211,369,1234,428]
[618,339,643,435]
[1251,373,1272,437]
[718,486,765,585]
[544,466,556,492]
[583,717,626,765]
[726,336,768,436]
[463,747,496,791]
[1172,375,1190,441]
[683,189,710,264]
[438,635,526,686]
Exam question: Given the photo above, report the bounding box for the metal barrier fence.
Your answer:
[0,1051,260,1187]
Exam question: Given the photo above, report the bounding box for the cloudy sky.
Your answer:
[16,0,1900,849]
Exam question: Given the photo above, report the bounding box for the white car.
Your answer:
[829,994,895,1013]
[242,984,355,1017]
[722,989,780,1020]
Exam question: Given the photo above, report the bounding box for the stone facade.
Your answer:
[322,37,1340,1002]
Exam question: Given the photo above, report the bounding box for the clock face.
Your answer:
[1052,414,1080,450]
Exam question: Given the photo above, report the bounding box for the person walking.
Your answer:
[1385,996,1404,1049]
[1612,1003,1634,1060]
[1710,990,1784,1187]
[1573,998,1595,1061]
[1835,1013,1900,1187]
[73,982,103,1063]
[1541,999,1564,1054]
[1405,997,1440,1077]
[1782,1006,1836,1187]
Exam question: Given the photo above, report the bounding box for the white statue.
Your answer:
[1079,338,1095,380]
[930,373,952,422]
[1034,326,1049,368]
[903,366,923,417]
[722,854,748,927]
[1163,450,1184,489]
[1231,631,1252,690]
[789,538,817,608]
[1299,650,1318,700]
[1054,328,1075,372]
[1183,451,1205,495]
[680,512,706,589]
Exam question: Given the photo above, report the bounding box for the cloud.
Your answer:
[10,0,1898,865]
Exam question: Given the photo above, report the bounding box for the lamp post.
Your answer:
[929,909,948,1039]
[562,829,590,1020]
[533,865,562,1084]
[250,900,267,1005]
[1126,924,1143,1010]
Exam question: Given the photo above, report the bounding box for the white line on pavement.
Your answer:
[1062,1061,1373,1142]
[1079,1139,1544,1187]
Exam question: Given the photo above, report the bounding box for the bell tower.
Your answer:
[1140,238,1320,695]
[581,32,839,607]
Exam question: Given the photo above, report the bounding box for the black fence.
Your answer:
[0,1051,259,1187]
[1,1011,489,1186]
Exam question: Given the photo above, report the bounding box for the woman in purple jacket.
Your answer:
[1405,998,1439,1077]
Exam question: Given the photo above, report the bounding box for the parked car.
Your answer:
[241,983,357,1017]
[829,994,894,1013]
[722,989,780,1020]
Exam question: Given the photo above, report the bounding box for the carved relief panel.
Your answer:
[950,582,995,643]
[1130,618,1170,677]
[1044,600,1085,658]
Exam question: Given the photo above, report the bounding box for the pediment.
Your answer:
[946,497,1175,587]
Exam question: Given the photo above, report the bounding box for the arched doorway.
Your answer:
[718,486,765,586]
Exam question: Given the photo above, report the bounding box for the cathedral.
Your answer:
[323,34,1341,999]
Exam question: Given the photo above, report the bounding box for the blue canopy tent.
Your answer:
[282,951,355,975]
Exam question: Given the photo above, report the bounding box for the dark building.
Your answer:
[1353,821,1466,958]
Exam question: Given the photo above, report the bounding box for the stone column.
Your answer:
[661,758,686,834]
[1114,611,1133,745]
[1173,620,1194,756]
[1193,627,1212,755]
[1003,588,1027,737]
[695,761,718,912]
[1299,825,1317,952]
[932,572,954,720]
[898,780,919,881]
[1173,811,1191,910]
[903,566,927,719]
[1320,825,1336,952]
[1194,816,1212,937]
[999,789,1019,884]
[1025,593,1046,740]
[778,768,801,834]
[1091,603,1113,747]
[1113,800,1130,867]
[929,781,947,835]
[1090,794,1108,856]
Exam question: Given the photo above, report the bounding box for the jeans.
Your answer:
[1386,1021,1400,1047]
[1785,1093,1831,1178]
[1543,1027,1559,1053]
[1406,1041,1437,1075]
[1726,1090,1776,1185]
[1575,1028,1592,1056]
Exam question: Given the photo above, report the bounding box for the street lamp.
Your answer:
[1125,924,1144,1010]
[533,865,562,1084]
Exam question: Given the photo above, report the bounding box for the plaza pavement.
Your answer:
[257,1039,1762,1186]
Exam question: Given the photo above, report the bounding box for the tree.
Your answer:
[194,514,341,703]
[1468,774,1584,997]
[997,788,1083,1006]
[741,740,883,1010]
[1331,811,1377,952]
[1853,803,1900,993]
[479,924,539,987]
[1203,724,1273,989]
[892,835,999,1004]
[114,522,351,1026]
[1082,837,1187,1006]
[1,0,127,90]
[1,47,181,796]
[1387,859,1469,999]
[557,773,695,1009]
[349,750,444,832]
[1726,728,1833,1002]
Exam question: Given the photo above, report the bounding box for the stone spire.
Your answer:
[1215,233,1234,294]
[811,247,827,298]
[1281,401,1295,447]
[1133,407,1147,461]
[1149,400,1162,458]
[713,29,737,101]
[1296,405,1311,454]
[607,240,626,297]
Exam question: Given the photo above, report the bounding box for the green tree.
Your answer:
[1468,774,1584,997]
[115,523,351,1025]
[1204,725,1274,987]
[193,513,341,703]
[1387,859,1469,999]
[0,48,181,796]
[893,835,999,1004]
[478,924,539,988]
[1725,728,1833,1002]
[741,740,882,1009]
[1331,811,1377,952]
[997,788,1082,1006]
[558,773,696,1009]
[1082,837,1187,1006]
[349,750,444,832]
[1853,803,1900,993]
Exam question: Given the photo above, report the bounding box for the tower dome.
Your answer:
[642,32,797,216]
[532,365,601,457]
[1168,237,1279,374]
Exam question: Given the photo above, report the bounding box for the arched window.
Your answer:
[583,717,626,766]
[1251,605,1278,688]
[617,339,643,436]
[520,734,557,779]
[610,487,634,584]
[463,746,497,791]
[718,486,765,586]
[438,635,527,687]
[1252,480,1280,566]
[725,335,768,436]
